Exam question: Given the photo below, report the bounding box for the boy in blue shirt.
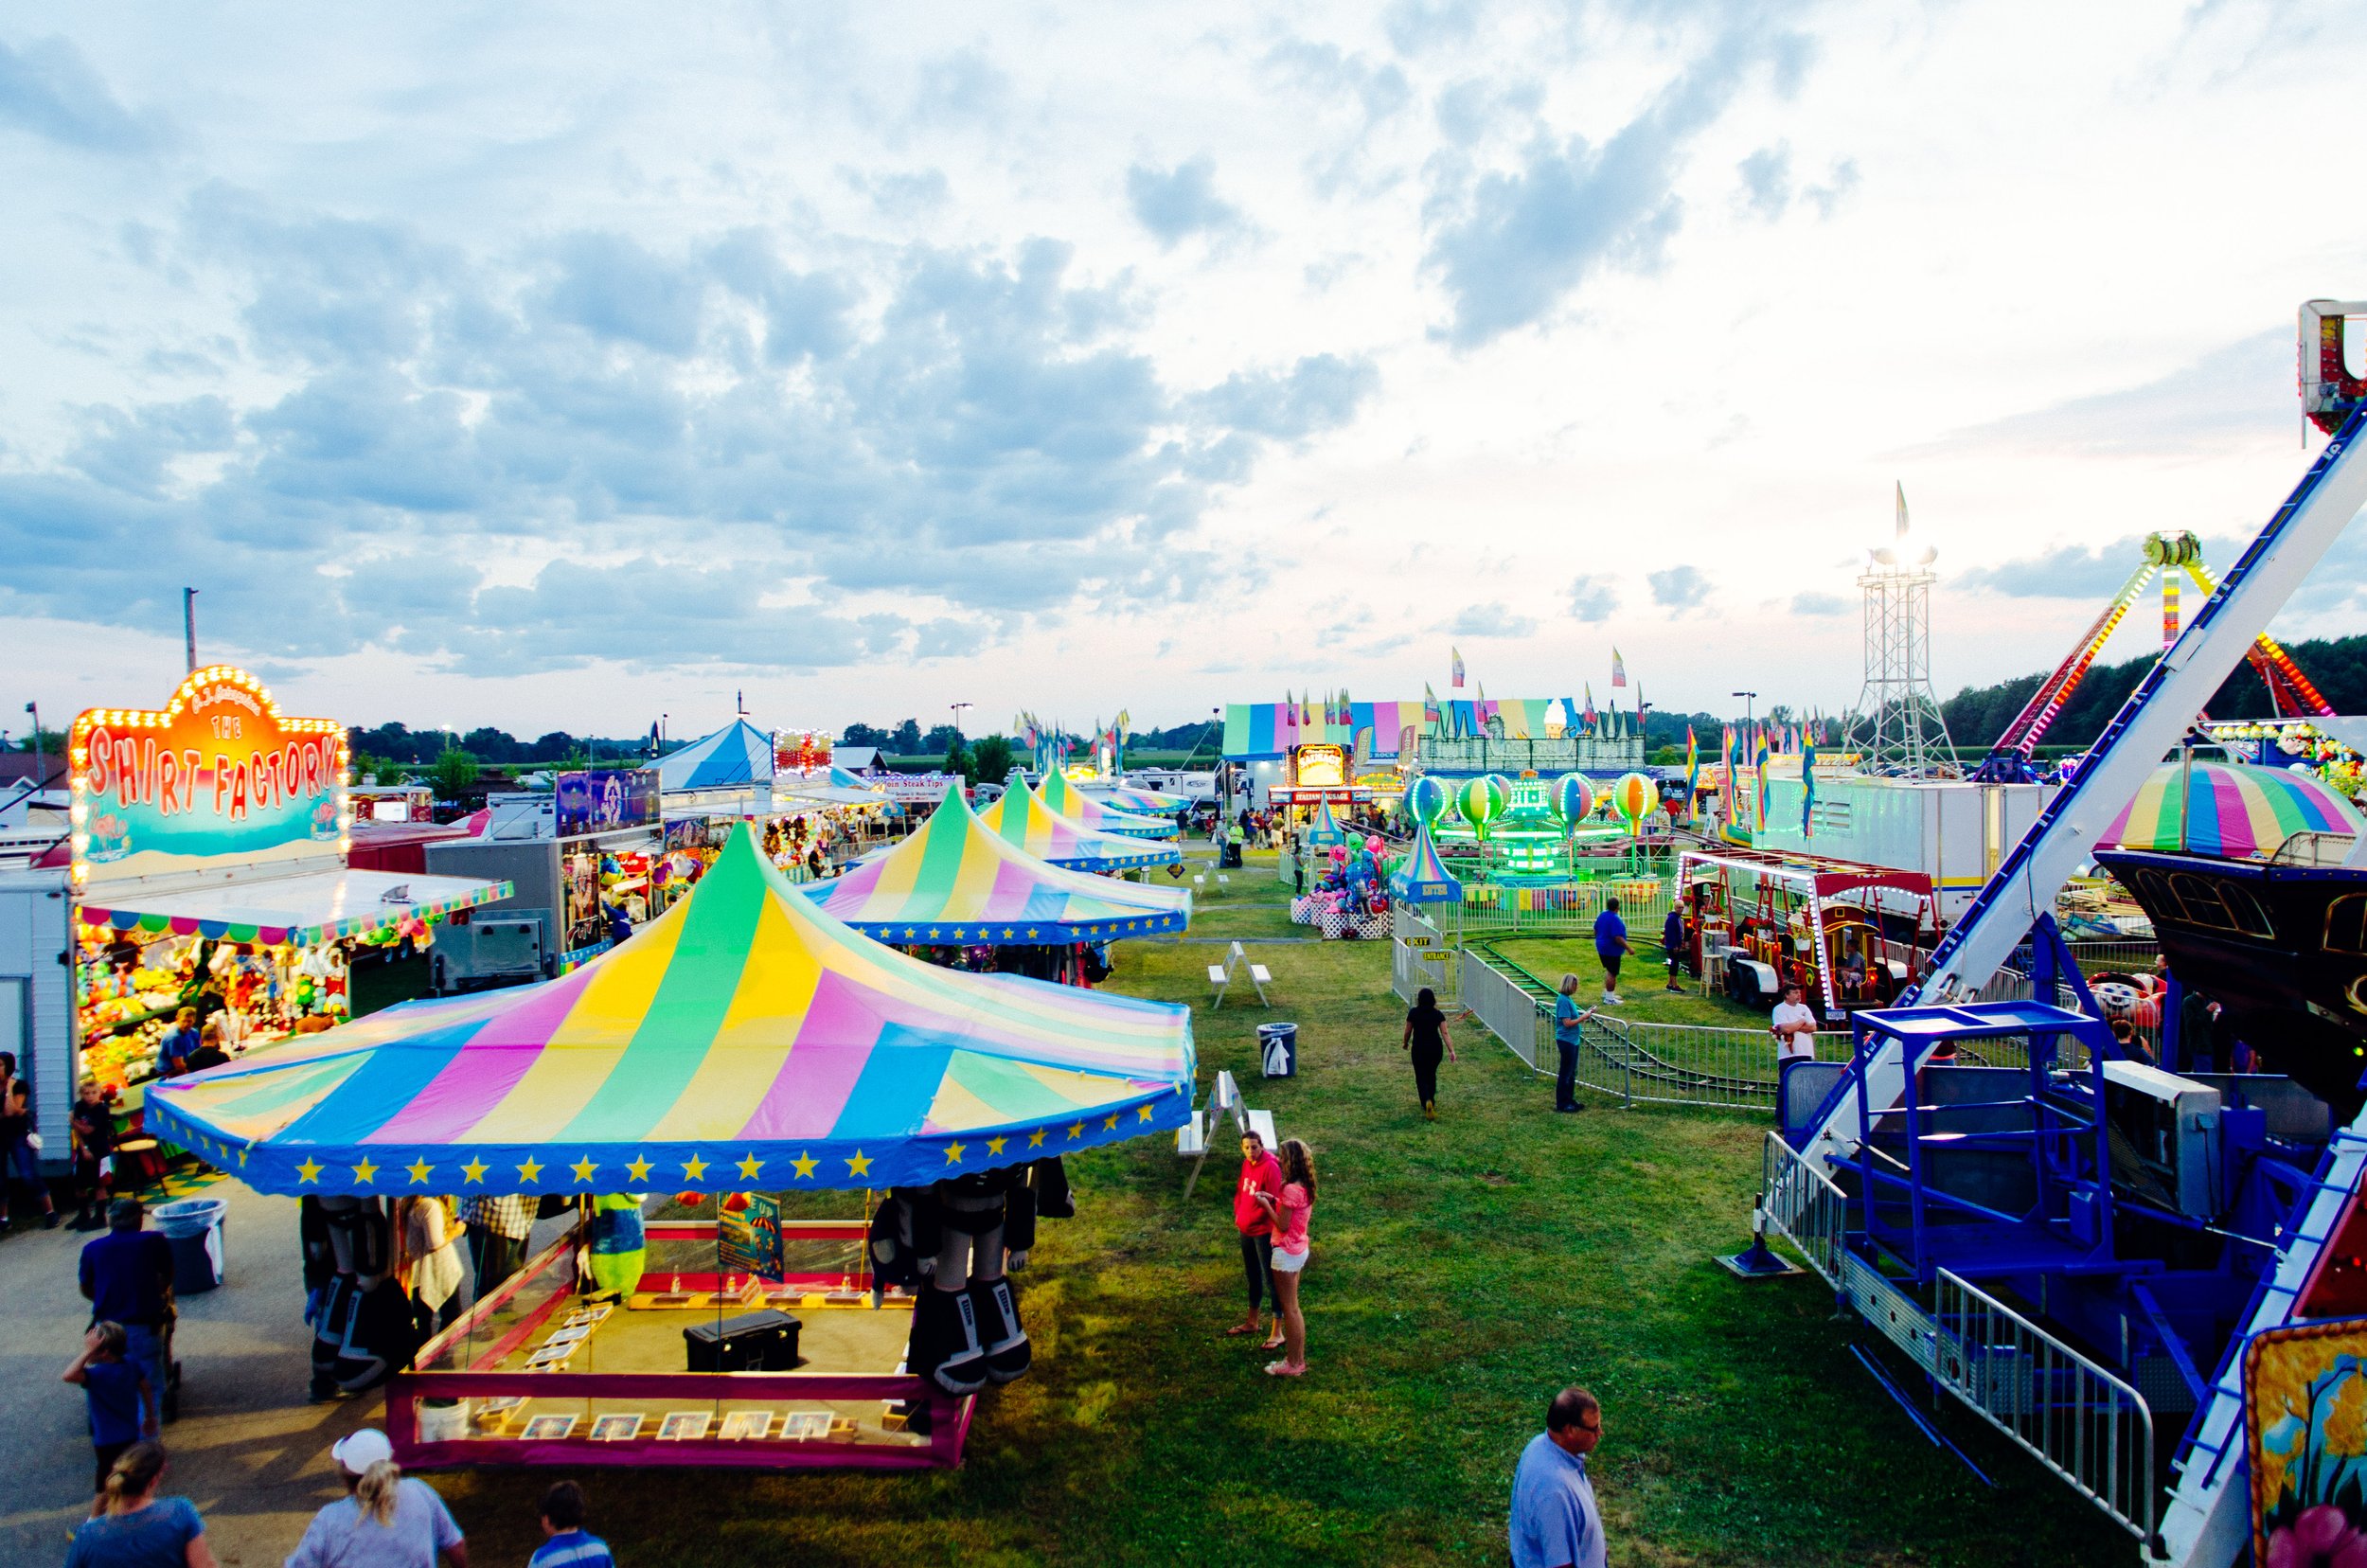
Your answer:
[62,1320,154,1495]
[531,1480,615,1568]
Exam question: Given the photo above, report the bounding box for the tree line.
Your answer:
[1937,633,2367,751]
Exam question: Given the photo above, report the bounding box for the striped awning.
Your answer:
[800,791,1190,943]
[144,823,1195,1196]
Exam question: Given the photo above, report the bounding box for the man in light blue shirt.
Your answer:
[1509,1386,1606,1568]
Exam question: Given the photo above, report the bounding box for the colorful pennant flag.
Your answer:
[1450,647,1465,688]
[1802,738,1819,838]
[1611,648,1627,687]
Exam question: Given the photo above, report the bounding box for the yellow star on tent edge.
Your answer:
[461,1156,489,1185]
[516,1157,543,1184]
[791,1151,818,1180]
[570,1156,597,1184]
[296,1157,324,1185]
[737,1153,763,1180]
[405,1158,434,1185]
[351,1157,379,1185]
[682,1153,709,1181]
[846,1149,872,1178]
[944,1143,966,1166]
[987,1136,1007,1156]
[626,1153,653,1183]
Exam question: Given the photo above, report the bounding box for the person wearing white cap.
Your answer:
[284,1428,467,1567]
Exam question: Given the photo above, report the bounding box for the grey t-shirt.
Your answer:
[285,1478,464,1568]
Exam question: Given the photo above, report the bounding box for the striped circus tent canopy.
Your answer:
[143,823,1195,1198]
[1387,823,1462,904]
[800,790,1190,944]
[1305,798,1346,846]
[657,719,774,792]
[977,781,1184,870]
[1078,779,1191,812]
[1035,769,1179,839]
[2099,760,2363,860]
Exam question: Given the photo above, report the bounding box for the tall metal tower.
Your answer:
[1849,484,1959,776]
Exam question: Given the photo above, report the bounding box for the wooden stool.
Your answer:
[114,1137,168,1192]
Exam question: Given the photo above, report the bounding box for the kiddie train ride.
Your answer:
[1757,301,2367,1565]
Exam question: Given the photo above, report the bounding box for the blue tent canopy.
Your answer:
[659,720,774,792]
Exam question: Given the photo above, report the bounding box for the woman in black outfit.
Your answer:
[1401,988,1458,1120]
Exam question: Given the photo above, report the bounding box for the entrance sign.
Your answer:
[69,666,348,884]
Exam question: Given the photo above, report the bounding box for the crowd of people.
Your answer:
[59,1424,617,1568]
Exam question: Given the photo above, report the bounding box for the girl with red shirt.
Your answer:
[1225,1131,1284,1345]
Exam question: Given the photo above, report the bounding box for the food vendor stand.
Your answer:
[144,823,1196,1472]
[0,666,511,1165]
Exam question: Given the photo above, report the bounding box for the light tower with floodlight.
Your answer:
[1848,483,1959,777]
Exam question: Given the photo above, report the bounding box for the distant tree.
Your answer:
[429,746,479,799]
[944,732,973,785]
[841,722,889,748]
[890,719,923,755]
[462,727,521,764]
[530,731,578,761]
[921,723,963,754]
[970,734,1014,783]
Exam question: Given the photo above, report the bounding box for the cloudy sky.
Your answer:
[5,0,2365,740]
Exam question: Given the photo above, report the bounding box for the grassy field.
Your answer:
[427,852,2130,1567]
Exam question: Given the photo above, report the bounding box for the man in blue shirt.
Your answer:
[1551,977,1593,1114]
[1510,1386,1607,1568]
[1662,905,1690,993]
[1592,899,1629,1005]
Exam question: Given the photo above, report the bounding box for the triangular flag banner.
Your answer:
[1450,647,1465,688]
[1611,648,1627,687]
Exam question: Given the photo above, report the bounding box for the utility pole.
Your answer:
[25,702,45,793]
[183,588,198,673]
[950,702,972,738]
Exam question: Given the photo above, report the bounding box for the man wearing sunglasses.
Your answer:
[1509,1385,1605,1568]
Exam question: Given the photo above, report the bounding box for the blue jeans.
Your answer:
[122,1322,167,1428]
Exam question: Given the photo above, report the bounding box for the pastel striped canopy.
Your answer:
[1034,769,1180,839]
[2099,760,2362,860]
[1304,798,1346,846]
[800,789,1191,943]
[1387,823,1462,905]
[143,824,1196,1197]
[977,780,1184,869]
[1078,780,1191,812]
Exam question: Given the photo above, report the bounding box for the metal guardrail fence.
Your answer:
[1575,1016,1850,1112]
[1759,1131,1845,1284]
[1455,876,1678,937]
[1460,950,1545,1070]
[1932,1269,2157,1544]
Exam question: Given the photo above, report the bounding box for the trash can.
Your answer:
[152,1197,227,1294]
[1257,1022,1298,1079]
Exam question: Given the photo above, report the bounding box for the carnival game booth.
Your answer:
[1034,769,1180,841]
[50,668,512,1131]
[143,823,1196,1472]
[1674,846,1939,1019]
[976,781,1184,874]
[802,792,1190,969]
[657,721,891,882]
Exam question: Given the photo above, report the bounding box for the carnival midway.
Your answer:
[4,313,2367,1567]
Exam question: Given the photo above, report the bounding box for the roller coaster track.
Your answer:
[1467,935,1778,1104]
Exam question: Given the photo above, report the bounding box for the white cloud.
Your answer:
[3,1,2364,736]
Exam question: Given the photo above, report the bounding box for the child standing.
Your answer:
[529,1480,615,1568]
[1255,1139,1317,1379]
[62,1321,154,1498]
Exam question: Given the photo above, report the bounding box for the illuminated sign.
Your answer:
[69,666,348,885]
[1294,745,1347,788]
[775,730,831,775]
[554,768,661,838]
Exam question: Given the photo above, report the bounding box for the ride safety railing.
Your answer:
[1459,950,1546,1071]
[1453,874,1678,937]
[1757,1131,1845,1285]
[1931,1269,2158,1546]
[1575,1014,1850,1112]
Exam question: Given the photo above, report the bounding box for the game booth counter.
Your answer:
[141,821,1197,1472]
[0,666,514,1167]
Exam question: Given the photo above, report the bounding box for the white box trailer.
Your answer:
[1749,775,2058,921]
[0,867,85,1168]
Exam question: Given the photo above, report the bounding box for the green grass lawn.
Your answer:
[427,850,2130,1566]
